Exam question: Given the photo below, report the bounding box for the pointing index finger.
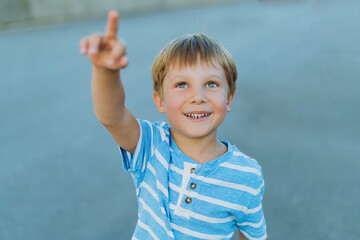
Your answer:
[105,10,119,39]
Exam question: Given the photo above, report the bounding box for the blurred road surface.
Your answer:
[1,0,359,239]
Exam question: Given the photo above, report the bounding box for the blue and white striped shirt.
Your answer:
[119,119,267,240]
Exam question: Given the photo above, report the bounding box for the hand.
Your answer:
[79,10,128,70]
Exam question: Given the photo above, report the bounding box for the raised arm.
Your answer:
[80,10,139,153]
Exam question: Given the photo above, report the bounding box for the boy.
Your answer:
[80,10,267,240]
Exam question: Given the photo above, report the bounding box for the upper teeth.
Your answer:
[185,113,209,118]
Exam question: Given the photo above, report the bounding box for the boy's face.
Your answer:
[153,60,234,141]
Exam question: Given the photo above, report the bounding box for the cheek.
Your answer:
[210,93,228,109]
[164,94,184,113]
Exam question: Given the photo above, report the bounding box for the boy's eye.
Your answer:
[206,82,218,88]
[176,82,188,88]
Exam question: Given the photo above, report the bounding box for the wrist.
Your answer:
[92,65,120,79]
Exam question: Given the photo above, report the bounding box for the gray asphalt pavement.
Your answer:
[1,0,360,239]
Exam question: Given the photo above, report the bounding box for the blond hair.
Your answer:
[152,33,237,98]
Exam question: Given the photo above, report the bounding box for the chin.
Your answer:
[179,129,217,140]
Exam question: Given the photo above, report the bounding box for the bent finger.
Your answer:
[88,33,102,55]
[108,55,128,69]
[109,40,126,60]
[105,10,119,39]
[119,56,129,69]
[79,37,89,55]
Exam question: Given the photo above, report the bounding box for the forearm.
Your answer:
[91,66,126,126]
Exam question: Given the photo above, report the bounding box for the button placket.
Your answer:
[186,175,198,205]
[177,162,197,210]
[189,167,197,190]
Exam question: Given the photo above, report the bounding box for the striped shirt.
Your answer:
[119,119,267,240]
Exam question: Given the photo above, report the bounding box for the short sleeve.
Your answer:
[119,118,153,188]
[237,177,267,240]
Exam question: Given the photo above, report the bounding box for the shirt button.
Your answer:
[190,183,197,189]
[185,197,192,204]
[190,168,195,174]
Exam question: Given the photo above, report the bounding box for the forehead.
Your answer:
[169,54,221,70]
[165,60,225,80]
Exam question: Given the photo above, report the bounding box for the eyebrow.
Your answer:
[206,74,225,80]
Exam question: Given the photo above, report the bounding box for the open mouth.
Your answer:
[184,113,211,119]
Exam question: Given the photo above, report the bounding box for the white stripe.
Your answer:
[141,155,147,173]
[140,182,167,215]
[157,180,168,198]
[220,162,261,176]
[170,164,183,174]
[148,163,169,198]
[238,216,265,228]
[155,149,169,169]
[169,204,234,223]
[131,236,139,240]
[246,203,262,214]
[233,151,249,158]
[196,193,247,212]
[194,175,260,195]
[126,152,131,165]
[157,126,169,144]
[142,182,159,201]
[240,230,267,240]
[132,120,143,169]
[259,181,264,190]
[169,183,247,212]
[144,120,154,157]
[138,220,160,240]
[148,162,156,175]
[160,207,166,215]
[171,223,234,240]
[139,198,174,238]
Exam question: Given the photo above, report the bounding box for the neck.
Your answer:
[172,132,227,164]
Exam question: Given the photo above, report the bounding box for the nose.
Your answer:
[190,86,207,104]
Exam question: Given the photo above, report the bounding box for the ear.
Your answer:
[226,92,235,112]
[153,92,166,113]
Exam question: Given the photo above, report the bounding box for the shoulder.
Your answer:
[227,143,263,173]
[153,120,171,142]
[137,119,169,134]
[153,120,170,133]
[136,118,171,145]
[220,143,264,189]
